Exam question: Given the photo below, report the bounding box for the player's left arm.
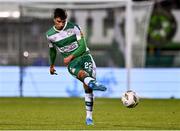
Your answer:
[64,26,86,65]
[72,26,86,57]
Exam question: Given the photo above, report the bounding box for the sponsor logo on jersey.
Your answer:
[58,42,79,53]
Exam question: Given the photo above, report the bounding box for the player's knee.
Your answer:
[77,70,89,81]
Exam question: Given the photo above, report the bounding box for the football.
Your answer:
[121,90,139,108]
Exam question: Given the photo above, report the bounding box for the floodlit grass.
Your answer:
[0,97,179,130]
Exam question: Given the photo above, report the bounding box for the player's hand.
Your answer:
[50,65,57,75]
[64,55,75,66]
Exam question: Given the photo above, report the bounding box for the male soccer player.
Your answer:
[46,8,107,125]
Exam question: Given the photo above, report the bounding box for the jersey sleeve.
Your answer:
[72,26,87,57]
[48,42,53,48]
[74,26,82,41]
[46,35,54,48]
[46,35,57,65]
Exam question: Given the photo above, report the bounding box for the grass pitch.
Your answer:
[0,97,179,130]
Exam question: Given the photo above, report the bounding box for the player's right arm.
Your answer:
[49,46,57,66]
[47,38,57,75]
[49,47,57,75]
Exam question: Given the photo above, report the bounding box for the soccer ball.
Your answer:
[121,90,139,108]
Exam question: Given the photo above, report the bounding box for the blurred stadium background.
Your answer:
[0,0,180,98]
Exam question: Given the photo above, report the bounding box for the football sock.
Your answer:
[84,77,95,86]
[85,93,93,119]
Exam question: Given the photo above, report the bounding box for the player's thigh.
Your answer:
[68,54,96,79]
[67,57,82,78]
[82,54,96,78]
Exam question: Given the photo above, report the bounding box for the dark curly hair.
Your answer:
[54,8,67,20]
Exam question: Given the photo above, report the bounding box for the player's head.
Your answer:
[53,8,67,30]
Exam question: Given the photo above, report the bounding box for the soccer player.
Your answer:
[46,8,107,125]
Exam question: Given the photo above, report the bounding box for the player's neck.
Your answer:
[53,26,62,32]
[53,21,67,32]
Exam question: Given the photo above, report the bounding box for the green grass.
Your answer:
[0,97,179,130]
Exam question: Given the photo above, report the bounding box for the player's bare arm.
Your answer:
[64,54,75,66]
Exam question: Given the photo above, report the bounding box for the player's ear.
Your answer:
[53,18,56,23]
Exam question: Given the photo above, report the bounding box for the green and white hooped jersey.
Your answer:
[46,22,89,58]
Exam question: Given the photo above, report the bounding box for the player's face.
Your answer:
[54,17,66,30]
